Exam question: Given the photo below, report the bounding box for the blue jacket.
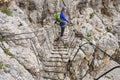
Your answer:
[60,12,69,23]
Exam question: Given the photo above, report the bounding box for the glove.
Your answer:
[69,22,74,26]
[69,21,73,24]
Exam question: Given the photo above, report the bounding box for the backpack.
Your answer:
[56,12,62,22]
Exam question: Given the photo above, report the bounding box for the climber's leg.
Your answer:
[59,21,66,41]
[61,26,65,37]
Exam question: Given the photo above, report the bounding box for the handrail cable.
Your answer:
[80,43,97,80]
[0,33,44,41]
[2,28,44,38]
[91,43,120,65]
[67,27,75,51]
[95,66,120,80]
[30,39,41,80]
[68,41,120,67]
[66,41,120,80]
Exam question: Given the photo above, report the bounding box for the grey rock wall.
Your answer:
[0,0,119,80]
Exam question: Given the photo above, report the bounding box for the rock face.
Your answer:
[0,0,119,80]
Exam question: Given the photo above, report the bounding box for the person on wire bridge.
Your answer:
[55,6,70,42]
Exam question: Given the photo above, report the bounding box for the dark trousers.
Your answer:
[60,21,66,37]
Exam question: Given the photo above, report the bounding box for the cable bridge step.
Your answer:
[43,59,68,63]
[51,53,68,56]
[48,58,68,62]
[53,38,68,42]
[42,76,58,80]
[44,64,66,67]
[53,43,68,47]
[52,49,68,51]
[43,58,69,62]
[49,53,69,59]
[43,62,67,67]
[51,51,68,55]
[53,45,68,49]
[43,67,66,71]
[43,69,66,73]
[51,51,68,53]
[50,56,69,59]
[42,72,65,80]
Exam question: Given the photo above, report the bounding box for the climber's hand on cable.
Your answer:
[70,22,73,24]
[69,21,73,26]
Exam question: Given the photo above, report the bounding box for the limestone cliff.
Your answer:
[0,0,119,80]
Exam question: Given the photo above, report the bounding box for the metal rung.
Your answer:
[44,63,66,67]
[42,76,58,80]
[42,72,65,79]
[51,51,68,54]
[43,58,68,62]
[52,49,68,51]
[44,65,66,67]
[44,67,66,71]
[44,60,67,63]
[51,52,68,55]
[50,57,68,59]
[53,46,68,49]
[44,70,66,73]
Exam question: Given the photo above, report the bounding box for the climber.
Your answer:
[58,6,70,41]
